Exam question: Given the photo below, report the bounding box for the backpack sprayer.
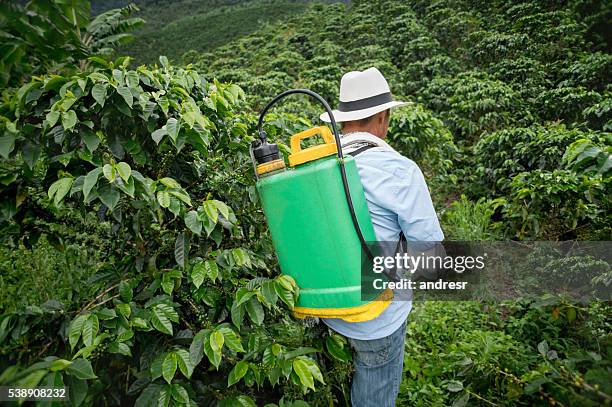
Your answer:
[250,89,392,322]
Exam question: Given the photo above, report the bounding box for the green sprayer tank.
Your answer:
[252,94,392,322]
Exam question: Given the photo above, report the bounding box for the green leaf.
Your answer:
[452,393,470,407]
[284,347,318,360]
[202,200,218,223]
[69,314,87,350]
[326,335,351,362]
[166,118,180,142]
[135,384,163,407]
[161,272,175,295]
[184,210,202,235]
[126,71,140,89]
[158,96,169,115]
[174,233,189,268]
[231,301,245,330]
[234,288,255,308]
[232,248,250,267]
[65,376,88,407]
[175,349,193,379]
[81,314,99,347]
[219,327,244,353]
[83,168,102,200]
[566,307,577,323]
[275,283,295,308]
[116,162,131,182]
[210,330,224,353]
[191,262,206,289]
[103,164,115,182]
[151,306,173,335]
[171,383,189,404]
[46,109,60,127]
[447,380,464,392]
[204,260,218,282]
[82,130,100,152]
[108,341,131,356]
[157,191,170,208]
[159,55,169,68]
[245,297,264,325]
[261,281,278,306]
[277,275,296,291]
[48,177,74,205]
[162,353,177,384]
[22,142,41,169]
[292,359,314,390]
[169,190,191,206]
[119,280,132,302]
[220,395,256,407]
[301,357,324,384]
[91,83,107,107]
[228,360,249,386]
[189,330,208,367]
[17,369,47,388]
[66,359,97,380]
[0,133,16,159]
[62,110,78,131]
[117,86,133,107]
[159,177,181,189]
[204,338,222,369]
[98,183,120,211]
[214,200,230,219]
[159,304,179,322]
[158,384,171,407]
[96,307,117,320]
[151,127,167,144]
[116,302,131,318]
[49,358,72,371]
[150,354,164,381]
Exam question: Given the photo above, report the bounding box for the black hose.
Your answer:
[257,89,375,262]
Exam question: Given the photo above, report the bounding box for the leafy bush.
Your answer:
[387,103,457,182]
[0,235,103,314]
[0,56,344,405]
[121,1,310,64]
[501,170,609,239]
[400,300,611,407]
[472,124,606,195]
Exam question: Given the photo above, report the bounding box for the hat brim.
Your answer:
[320,100,408,123]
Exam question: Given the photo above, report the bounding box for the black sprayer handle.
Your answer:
[257,89,376,264]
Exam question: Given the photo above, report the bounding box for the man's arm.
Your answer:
[390,159,446,280]
[389,159,444,242]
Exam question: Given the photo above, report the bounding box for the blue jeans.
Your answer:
[347,318,407,407]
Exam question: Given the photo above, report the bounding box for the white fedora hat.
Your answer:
[320,67,407,123]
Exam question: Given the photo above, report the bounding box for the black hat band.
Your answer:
[337,92,392,112]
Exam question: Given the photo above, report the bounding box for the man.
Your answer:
[319,67,444,406]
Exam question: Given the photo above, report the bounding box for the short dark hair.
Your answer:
[342,109,389,128]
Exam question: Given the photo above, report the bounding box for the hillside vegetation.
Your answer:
[190,0,611,240]
[118,0,318,64]
[0,1,610,406]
